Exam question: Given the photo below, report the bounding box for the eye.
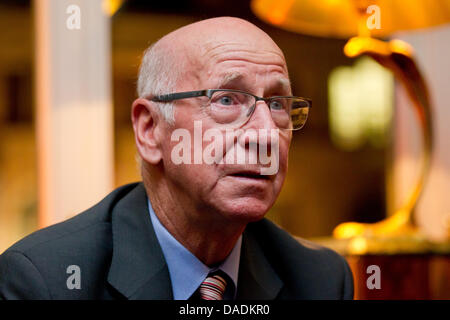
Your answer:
[219,96,233,106]
[269,100,284,110]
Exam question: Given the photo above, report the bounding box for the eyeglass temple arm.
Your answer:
[151,90,208,102]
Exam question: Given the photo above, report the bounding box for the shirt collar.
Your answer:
[148,198,242,300]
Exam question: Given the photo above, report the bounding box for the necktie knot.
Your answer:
[199,273,227,300]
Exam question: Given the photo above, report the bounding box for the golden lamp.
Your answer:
[252,0,450,253]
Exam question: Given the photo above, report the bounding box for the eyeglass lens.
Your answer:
[207,90,309,130]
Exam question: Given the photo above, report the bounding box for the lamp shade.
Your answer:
[251,0,450,38]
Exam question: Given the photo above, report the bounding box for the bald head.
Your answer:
[158,17,284,57]
[161,17,286,79]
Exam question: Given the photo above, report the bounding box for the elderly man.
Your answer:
[0,17,353,300]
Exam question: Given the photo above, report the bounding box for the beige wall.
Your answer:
[394,24,450,241]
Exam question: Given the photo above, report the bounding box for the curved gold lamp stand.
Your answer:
[331,36,433,252]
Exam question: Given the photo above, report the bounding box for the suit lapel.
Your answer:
[236,225,283,300]
[107,183,173,300]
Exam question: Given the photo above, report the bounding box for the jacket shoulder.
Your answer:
[4,183,139,255]
[248,218,345,262]
[0,182,140,299]
[247,218,354,299]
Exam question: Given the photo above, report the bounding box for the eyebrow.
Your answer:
[277,77,291,92]
[218,72,245,88]
[218,72,292,94]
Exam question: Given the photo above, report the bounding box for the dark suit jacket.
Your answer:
[0,182,353,300]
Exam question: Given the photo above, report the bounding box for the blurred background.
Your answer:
[0,0,449,282]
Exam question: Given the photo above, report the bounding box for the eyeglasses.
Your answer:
[150,89,312,130]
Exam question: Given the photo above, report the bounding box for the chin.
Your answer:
[218,197,273,223]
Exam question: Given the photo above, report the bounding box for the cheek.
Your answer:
[272,136,290,189]
[162,139,220,193]
[277,135,291,170]
[163,162,220,204]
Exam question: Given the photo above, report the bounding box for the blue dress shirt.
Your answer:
[148,199,242,300]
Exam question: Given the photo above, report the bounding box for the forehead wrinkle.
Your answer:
[214,71,291,96]
[201,43,287,70]
[203,42,285,59]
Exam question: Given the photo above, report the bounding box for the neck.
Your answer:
[143,171,246,266]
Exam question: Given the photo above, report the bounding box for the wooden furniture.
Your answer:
[314,237,450,299]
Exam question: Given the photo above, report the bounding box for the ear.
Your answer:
[131,98,164,165]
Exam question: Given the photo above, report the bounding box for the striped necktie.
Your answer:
[199,273,227,300]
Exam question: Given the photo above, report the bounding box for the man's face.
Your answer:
[159,33,292,224]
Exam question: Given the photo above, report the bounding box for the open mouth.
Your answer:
[230,172,270,180]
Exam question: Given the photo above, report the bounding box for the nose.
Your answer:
[244,100,278,131]
[237,100,278,151]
